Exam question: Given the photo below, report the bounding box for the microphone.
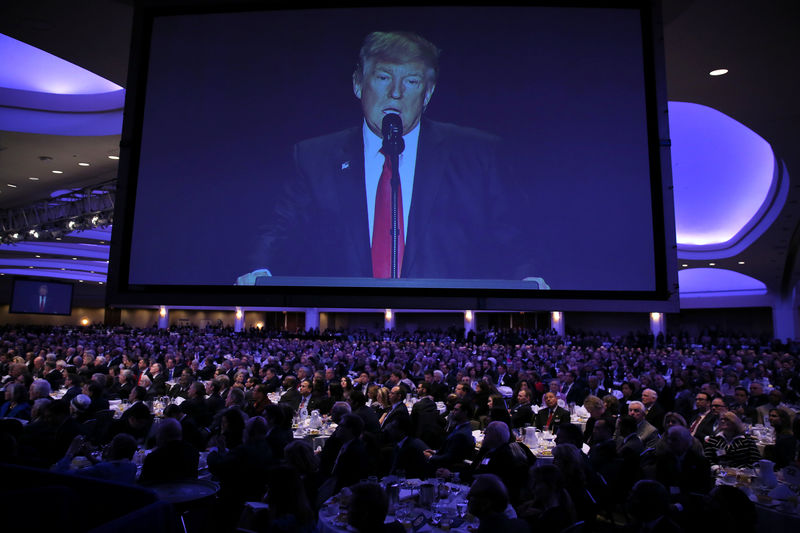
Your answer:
[381,113,405,156]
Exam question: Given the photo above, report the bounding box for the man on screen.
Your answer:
[34,284,51,313]
[239,31,545,285]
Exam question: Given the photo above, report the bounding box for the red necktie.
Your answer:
[546,409,554,428]
[371,149,404,278]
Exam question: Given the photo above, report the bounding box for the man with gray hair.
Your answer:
[29,378,52,402]
[642,387,666,432]
[626,400,659,448]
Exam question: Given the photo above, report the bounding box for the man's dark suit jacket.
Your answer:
[510,402,533,429]
[534,406,571,432]
[381,403,411,436]
[428,421,475,471]
[256,119,533,280]
[354,404,381,435]
[279,388,301,412]
[410,397,444,449]
[139,440,199,484]
[390,436,429,480]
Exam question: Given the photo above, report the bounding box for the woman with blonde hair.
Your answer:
[704,412,761,468]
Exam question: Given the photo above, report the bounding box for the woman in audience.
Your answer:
[373,386,391,420]
[0,383,31,420]
[619,381,636,416]
[704,412,761,468]
[284,440,322,509]
[246,384,271,418]
[765,408,798,468]
[339,376,354,399]
[552,442,599,525]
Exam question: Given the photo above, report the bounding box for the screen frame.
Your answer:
[108,0,678,312]
[9,277,75,316]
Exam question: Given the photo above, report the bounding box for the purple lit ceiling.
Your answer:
[669,101,785,255]
[678,268,767,298]
[0,33,124,135]
[0,34,121,94]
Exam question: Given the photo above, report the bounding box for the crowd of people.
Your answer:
[1,323,798,532]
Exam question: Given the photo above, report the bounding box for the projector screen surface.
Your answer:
[121,4,669,298]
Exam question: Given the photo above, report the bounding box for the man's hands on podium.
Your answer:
[235,269,272,285]
[236,270,549,288]
[523,277,550,289]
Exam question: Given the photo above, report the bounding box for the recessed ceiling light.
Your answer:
[108,155,119,160]
[99,281,103,285]
[29,177,39,181]
[61,268,66,270]
[99,241,105,244]
[681,264,688,267]
[35,255,40,258]
[52,170,63,174]
[28,266,33,269]
[738,261,745,264]
[709,69,729,76]
[709,262,716,266]
[55,237,61,240]
[72,257,77,260]
[78,162,90,167]
[79,280,84,283]
[7,184,17,188]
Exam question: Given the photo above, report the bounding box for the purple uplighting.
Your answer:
[0,34,121,94]
[678,268,767,298]
[670,101,776,247]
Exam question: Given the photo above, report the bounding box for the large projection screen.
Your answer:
[110,2,677,310]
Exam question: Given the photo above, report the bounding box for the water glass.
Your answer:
[456,501,468,518]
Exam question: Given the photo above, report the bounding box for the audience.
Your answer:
[1,323,799,532]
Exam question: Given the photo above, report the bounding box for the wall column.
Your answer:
[550,311,564,337]
[464,310,476,337]
[306,308,320,332]
[773,288,799,342]
[158,306,168,329]
[384,309,396,331]
[234,307,244,332]
[650,312,666,344]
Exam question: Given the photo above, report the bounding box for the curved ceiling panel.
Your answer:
[0,34,122,94]
[670,101,778,250]
[678,267,768,298]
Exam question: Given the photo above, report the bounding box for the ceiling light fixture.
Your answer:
[29,177,39,181]
[52,170,63,174]
[108,155,119,160]
[709,69,729,76]
[738,261,745,265]
[709,262,716,266]
[7,184,17,188]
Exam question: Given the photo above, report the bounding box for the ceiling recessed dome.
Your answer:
[669,101,787,258]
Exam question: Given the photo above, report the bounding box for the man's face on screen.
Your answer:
[354,60,435,137]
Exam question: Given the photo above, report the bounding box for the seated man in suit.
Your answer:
[624,400,659,448]
[425,400,475,472]
[237,30,544,286]
[380,385,411,445]
[411,382,445,448]
[534,392,570,432]
[510,388,533,429]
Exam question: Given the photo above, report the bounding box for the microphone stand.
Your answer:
[389,151,400,279]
